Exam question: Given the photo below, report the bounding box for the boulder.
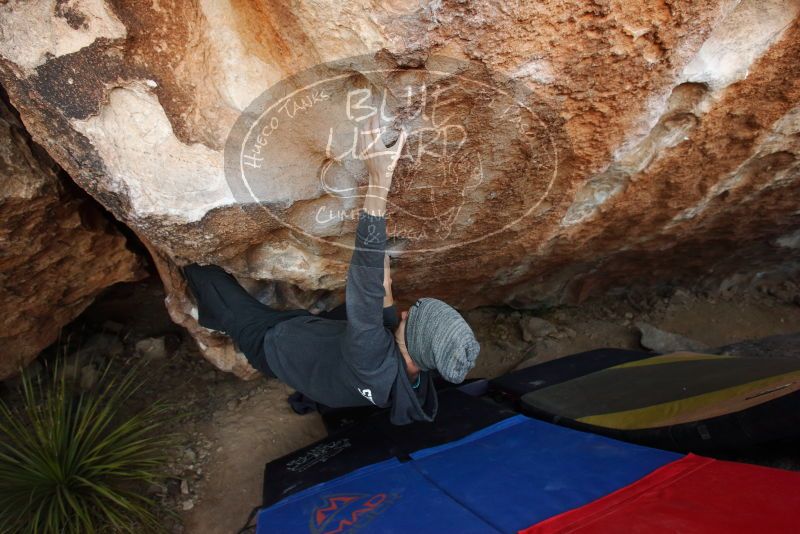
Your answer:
[0,95,142,380]
[636,322,708,354]
[0,0,799,376]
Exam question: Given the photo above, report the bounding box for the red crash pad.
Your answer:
[523,454,800,534]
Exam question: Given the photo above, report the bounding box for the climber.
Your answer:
[183,113,480,425]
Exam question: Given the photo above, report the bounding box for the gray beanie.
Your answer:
[405,298,480,383]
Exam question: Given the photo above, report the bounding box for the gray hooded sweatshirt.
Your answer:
[264,211,438,425]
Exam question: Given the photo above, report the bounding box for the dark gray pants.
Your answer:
[183,263,311,376]
[183,264,350,376]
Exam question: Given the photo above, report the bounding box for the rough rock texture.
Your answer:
[636,322,708,353]
[0,94,142,379]
[0,0,799,376]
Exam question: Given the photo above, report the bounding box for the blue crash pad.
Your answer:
[256,458,499,533]
[411,415,681,532]
[257,415,681,533]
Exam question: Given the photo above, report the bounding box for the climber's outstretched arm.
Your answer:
[340,114,406,371]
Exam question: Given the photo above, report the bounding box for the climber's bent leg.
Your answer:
[183,263,310,375]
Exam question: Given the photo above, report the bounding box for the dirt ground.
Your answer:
[13,272,800,534]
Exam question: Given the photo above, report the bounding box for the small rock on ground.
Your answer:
[520,316,557,342]
[636,322,708,353]
[135,337,169,361]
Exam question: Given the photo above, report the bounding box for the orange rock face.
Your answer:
[0,96,143,379]
[0,0,798,376]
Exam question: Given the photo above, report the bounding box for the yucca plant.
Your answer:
[0,359,176,533]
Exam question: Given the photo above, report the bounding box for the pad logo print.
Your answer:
[310,492,397,534]
[285,439,352,473]
[358,387,375,404]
